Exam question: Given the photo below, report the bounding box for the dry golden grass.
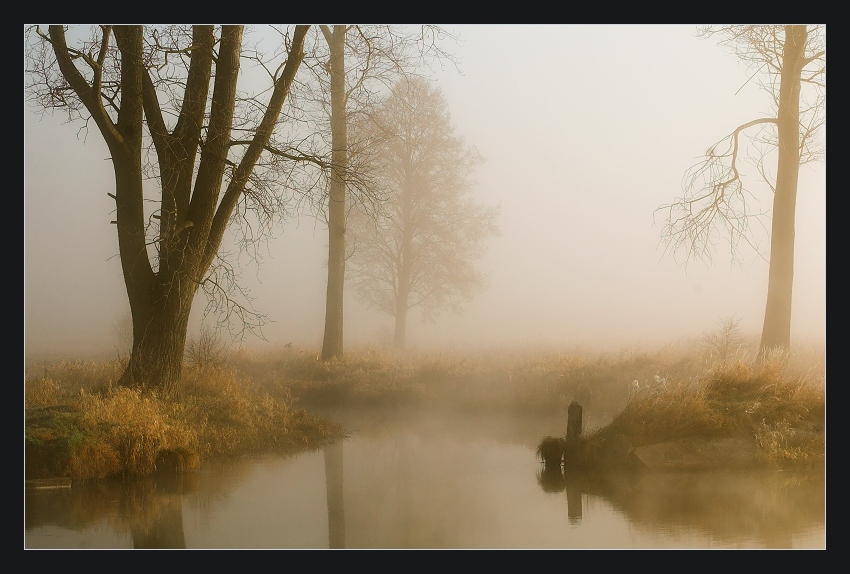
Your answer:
[231,342,717,419]
[25,360,343,480]
[25,359,125,406]
[72,387,196,479]
[592,348,824,466]
[25,377,64,410]
[178,364,340,457]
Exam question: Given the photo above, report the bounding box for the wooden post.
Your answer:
[564,402,583,468]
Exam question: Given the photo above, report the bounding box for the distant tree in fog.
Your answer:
[347,77,499,350]
[656,25,825,360]
[702,315,745,366]
[25,25,310,394]
[301,25,458,361]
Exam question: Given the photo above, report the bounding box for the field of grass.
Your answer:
[25,336,825,480]
[231,342,708,416]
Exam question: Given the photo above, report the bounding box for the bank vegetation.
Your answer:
[25,336,825,481]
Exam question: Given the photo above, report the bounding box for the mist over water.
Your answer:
[25,407,825,549]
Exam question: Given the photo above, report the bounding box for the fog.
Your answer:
[24,25,826,359]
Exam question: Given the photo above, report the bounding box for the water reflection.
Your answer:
[535,462,825,548]
[26,471,197,549]
[621,469,824,548]
[324,441,345,549]
[565,480,583,524]
[130,473,191,548]
[132,496,185,548]
[537,466,565,493]
[25,409,825,549]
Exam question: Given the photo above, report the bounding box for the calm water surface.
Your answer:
[25,408,825,549]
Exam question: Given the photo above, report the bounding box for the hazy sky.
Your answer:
[24,25,826,358]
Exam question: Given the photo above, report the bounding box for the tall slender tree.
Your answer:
[347,77,499,350]
[303,25,458,360]
[318,25,348,361]
[657,25,825,359]
[26,25,310,394]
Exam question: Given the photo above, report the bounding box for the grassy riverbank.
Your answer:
[594,356,825,467]
[25,338,825,480]
[25,361,344,480]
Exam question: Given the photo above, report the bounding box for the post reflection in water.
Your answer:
[537,460,583,524]
[565,482,583,524]
[324,440,346,549]
[536,453,583,524]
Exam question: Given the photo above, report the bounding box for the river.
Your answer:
[25,407,825,549]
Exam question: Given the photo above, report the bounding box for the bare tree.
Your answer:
[702,315,745,367]
[185,323,229,370]
[347,77,500,350]
[25,25,311,394]
[656,25,825,360]
[298,25,459,361]
[318,25,349,362]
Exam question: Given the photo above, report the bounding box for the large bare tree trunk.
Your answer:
[321,25,347,361]
[117,25,242,394]
[47,25,309,394]
[758,25,807,360]
[121,277,195,396]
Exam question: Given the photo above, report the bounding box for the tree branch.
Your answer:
[47,26,124,149]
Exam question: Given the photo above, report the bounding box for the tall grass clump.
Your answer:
[71,387,195,479]
[594,347,824,466]
[709,350,824,466]
[25,358,343,481]
[178,364,341,457]
[597,379,721,447]
[26,359,126,405]
[25,377,64,410]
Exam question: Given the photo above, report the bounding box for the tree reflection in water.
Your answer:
[26,471,197,549]
[131,473,190,549]
[324,440,345,549]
